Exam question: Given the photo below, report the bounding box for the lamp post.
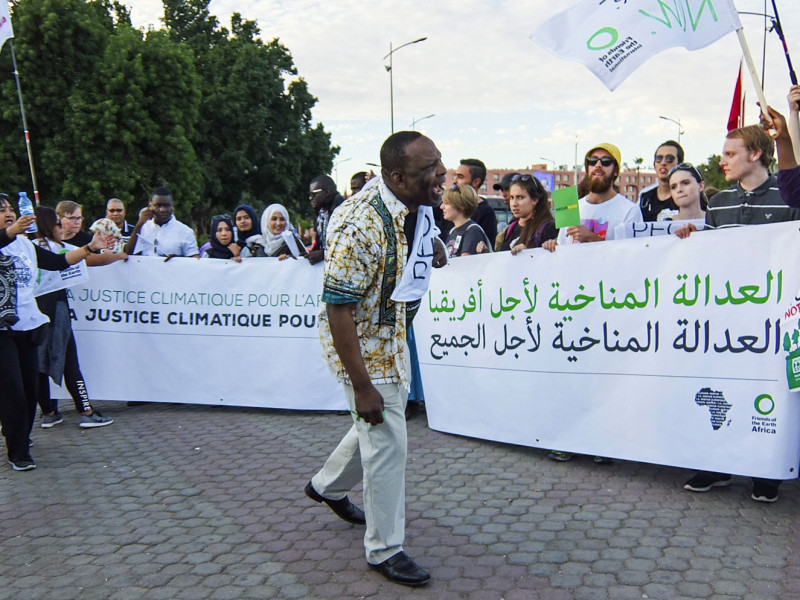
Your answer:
[384,37,427,134]
[659,115,684,143]
[410,113,435,130]
[539,157,557,170]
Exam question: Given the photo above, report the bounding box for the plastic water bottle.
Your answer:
[17,191,37,233]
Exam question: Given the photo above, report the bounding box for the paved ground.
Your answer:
[1,401,799,600]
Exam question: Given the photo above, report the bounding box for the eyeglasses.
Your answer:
[586,156,615,167]
[667,162,704,182]
[64,216,84,222]
[654,154,677,164]
[107,208,123,213]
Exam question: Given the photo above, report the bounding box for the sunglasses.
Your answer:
[667,162,704,182]
[654,154,677,164]
[586,156,615,167]
[511,173,545,192]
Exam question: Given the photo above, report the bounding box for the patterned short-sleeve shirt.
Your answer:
[318,178,410,387]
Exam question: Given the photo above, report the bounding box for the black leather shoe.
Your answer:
[304,481,366,524]
[369,551,430,587]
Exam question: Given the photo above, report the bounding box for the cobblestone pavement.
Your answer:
[1,401,799,600]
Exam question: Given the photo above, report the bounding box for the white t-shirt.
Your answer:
[1,236,49,331]
[557,193,642,244]
[133,217,199,257]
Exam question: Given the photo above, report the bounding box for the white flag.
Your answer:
[531,0,741,91]
[0,1,13,53]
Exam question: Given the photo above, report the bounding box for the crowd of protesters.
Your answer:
[0,89,798,508]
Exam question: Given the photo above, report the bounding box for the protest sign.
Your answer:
[553,186,581,229]
[414,221,800,479]
[55,256,345,410]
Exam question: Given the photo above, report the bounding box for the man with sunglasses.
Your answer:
[545,143,641,249]
[307,174,345,265]
[639,140,684,221]
[106,198,135,246]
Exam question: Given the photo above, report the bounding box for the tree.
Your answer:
[696,154,728,192]
[0,0,113,201]
[163,4,338,228]
[59,26,203,222]
[0,0,338,232]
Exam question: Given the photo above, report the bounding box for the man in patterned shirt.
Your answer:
[304,131,446,587]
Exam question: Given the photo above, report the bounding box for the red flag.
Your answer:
[727,61,743,131]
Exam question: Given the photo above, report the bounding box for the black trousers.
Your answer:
[0,327,45,462]
[38,331,92,415]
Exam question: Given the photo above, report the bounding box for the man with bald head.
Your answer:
[305,131,446,587]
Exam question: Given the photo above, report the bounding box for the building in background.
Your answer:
[447,165,657,202]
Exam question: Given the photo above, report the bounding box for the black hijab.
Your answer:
[207,214,235,259]
[233,204,261,247]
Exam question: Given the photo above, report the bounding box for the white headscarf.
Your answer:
[260,204,300,257]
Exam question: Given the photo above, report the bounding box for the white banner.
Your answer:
[531,0,741,91]
[414,222,800,480]
[57,256,345,410]
[56,226,800,478]
[616,218,706,239]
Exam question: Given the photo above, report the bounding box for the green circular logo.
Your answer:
[587,27,619,51]
[754,394,775,415]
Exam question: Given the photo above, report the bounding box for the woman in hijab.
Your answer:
[258,204,308,260]
[231,204,261,258]
[202,214,241,262]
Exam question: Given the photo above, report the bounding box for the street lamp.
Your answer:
[410,114,435,130]
[384,37,427,134]
[659,115,684,143]
[539,157,557,170]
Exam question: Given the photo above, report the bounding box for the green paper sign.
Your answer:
[553,186,580,229]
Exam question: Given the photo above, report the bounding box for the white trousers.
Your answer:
[311,380,408,564]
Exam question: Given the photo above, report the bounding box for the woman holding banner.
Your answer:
[666,163,707,225]
[0,196,112,471]
[34,206,114,430]
[201,214,241,262]
[231,204,262,257]
[499,174,557,253]
[257,204,308,260]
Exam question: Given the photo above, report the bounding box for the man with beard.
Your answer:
[304,131,446,587]
[306,174,345,265]
[639,140,684,221]
[545,143,642,249]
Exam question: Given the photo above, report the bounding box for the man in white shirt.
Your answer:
[544,142,642,250]
[124,187,199,258]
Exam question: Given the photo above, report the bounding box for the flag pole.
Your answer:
[770,0,797,86]
[8,39,40,205]
[735,28,774,129]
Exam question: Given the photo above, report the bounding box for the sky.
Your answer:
[127,0,800,192]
